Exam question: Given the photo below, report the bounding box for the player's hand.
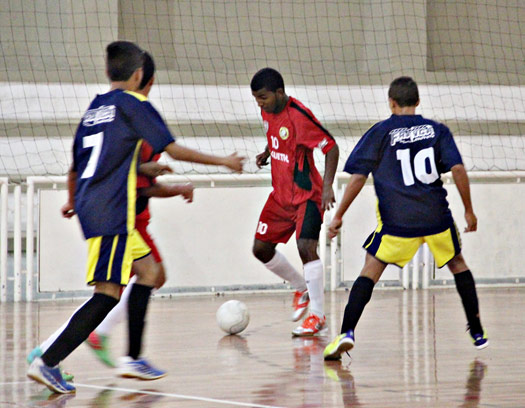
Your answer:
[464,210,477,232]
[179,183,194,203]
[322,186,336,211]
[139,162,173,178]
[61,202,75,218]
[223,152,245,172]
[328,216,343,239]
[256,150,270,168]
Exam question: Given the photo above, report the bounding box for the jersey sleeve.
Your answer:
[436,124,463,172]
[120,95,175,154]
[292,105,336,154]
[343,124,383,176]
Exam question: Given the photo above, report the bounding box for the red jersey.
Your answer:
[136,141,161,222]
[261,96,336,207]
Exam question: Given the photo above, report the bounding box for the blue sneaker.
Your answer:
[27,357,76,394]
[323,330,355,360]
[469,329,489,350]
[27,346,74,381]
[117,356,167,380]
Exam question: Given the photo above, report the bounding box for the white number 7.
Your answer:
[81,132,104,179]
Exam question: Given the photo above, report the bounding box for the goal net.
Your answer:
[1,0,525,181]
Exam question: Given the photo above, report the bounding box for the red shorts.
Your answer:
[135,218,162,263]
[255,194,323,244]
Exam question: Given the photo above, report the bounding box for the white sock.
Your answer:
[39,298,90,353]
[96,275,138,336]
[264,250,307,292]
[304,259,324,317]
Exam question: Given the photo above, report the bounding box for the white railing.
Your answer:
[0,178,8,302]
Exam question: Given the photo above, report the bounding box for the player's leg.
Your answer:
[253,195,308,321]
[86,274,138,367]
[324,230,420,360]
[27,233,138,393]
[117,230,165,380]
[292,200,325,337]
[425,225,488,349]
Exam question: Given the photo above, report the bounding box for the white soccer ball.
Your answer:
[216,300,250,335]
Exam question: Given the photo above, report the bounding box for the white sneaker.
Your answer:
[117,356,166,380]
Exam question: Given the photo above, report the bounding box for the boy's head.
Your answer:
[106,41,144,88]
[388,76,420,108]
[138,51,155,96]
[250,68,287,114]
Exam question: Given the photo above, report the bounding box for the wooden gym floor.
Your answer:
[1,287,524,407]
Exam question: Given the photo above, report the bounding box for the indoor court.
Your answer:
[1,288,524,407]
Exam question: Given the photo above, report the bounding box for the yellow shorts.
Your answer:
[85,229,151,286]
[363,223,461,268]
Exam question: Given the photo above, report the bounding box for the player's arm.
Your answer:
[256,145,270,168]
[139,161,172,178]
[164,142,244,172]
[322,144,339,210]
[451,164,477,232]
[328,173,367,239]
[138,183,194,203]
[61,166,76,218]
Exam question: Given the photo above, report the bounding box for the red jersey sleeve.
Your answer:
[290,99,336,154]
[137,141,161,189]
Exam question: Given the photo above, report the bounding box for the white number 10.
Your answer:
[396,147,438,186]
[81,132,104,179]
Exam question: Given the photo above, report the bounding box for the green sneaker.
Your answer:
[86,332,116,367]
[27,346,75,381]
[323,330,355,361]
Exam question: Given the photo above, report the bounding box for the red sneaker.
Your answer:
[292,314,327,337]
[292,290,309,321]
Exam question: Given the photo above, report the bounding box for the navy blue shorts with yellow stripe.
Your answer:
[85,229,151,286]
[363,222,462,268]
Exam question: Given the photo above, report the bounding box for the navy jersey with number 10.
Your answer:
[344,114,463,237]
[72,89,174,239]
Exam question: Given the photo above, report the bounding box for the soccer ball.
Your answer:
[216,300,250,335]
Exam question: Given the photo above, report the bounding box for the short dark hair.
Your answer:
[138,52,155,90]
[388,76,419,107]
[250,68,285,92]
[106,41,144,82]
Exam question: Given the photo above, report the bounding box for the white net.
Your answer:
[1,0,525,180]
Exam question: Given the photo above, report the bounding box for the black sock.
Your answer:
[341,276,375,334]
[127,283,153,360]
[42,293,118,367]
[454,270,483,334]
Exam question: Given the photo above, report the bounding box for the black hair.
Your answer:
[106,41,144,82]
[250,67,285,93]
[388,76,419,107]
[138,52,155,90]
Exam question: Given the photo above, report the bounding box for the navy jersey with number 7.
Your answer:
[344,114,463,237]
[72,89,174,239]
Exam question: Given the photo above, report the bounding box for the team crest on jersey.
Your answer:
[279,127,289,140]
[263,120,269,133]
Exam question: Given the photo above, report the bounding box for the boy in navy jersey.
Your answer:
[324,77,488,360]
[27,41,243,394]
[251,68,339,336]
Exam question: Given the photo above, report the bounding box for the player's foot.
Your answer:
[323,330,355,360]
[292,314,327,337]
[27,346,74,382]
[468,327,489,350]
[27,357,76,394]
[86,332,116,367]
[117,356,167,380]
[292,290,309,321]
